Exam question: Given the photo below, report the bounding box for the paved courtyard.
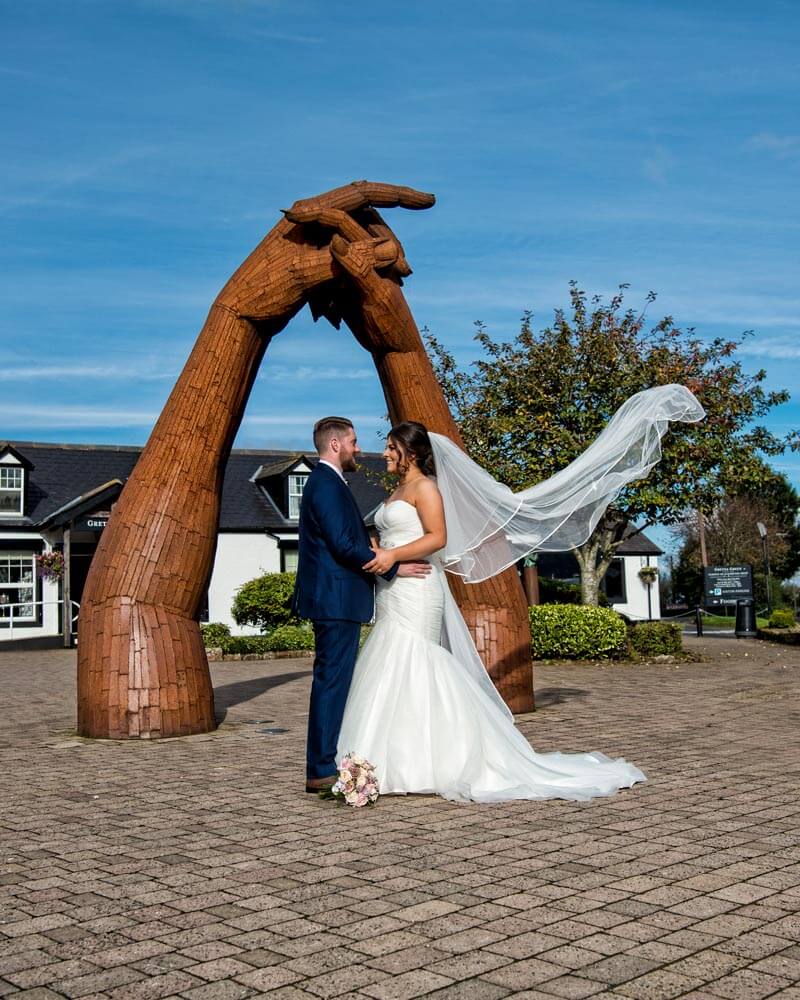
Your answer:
[1,636,800,1000]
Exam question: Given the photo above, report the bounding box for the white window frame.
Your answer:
[288,474,308,520]
[0,552,38,622]
[0,465,24,517]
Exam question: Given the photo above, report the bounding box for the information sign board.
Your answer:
[703,565,753,606]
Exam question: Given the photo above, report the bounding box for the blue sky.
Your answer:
[1,0,799,549]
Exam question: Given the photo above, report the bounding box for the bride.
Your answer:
[337,384,704,803]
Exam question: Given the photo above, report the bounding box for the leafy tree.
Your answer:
[426,283,799,604]
[673,461,800,608]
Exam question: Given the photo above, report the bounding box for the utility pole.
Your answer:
[697,510,708,567]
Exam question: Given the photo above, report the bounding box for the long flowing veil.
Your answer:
[430,384,705,716]
[430,384,704,583]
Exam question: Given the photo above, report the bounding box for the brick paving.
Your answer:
[1,635,799,999]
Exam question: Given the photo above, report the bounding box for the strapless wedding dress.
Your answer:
[337,500,646,803]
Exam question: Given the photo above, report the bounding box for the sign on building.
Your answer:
[703,565,754,606]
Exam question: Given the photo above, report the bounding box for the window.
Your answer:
[602,558,627,604]
[288,474,308,520]
[0,466,23,516]
[282,548,299,573]
[0,553,37,622]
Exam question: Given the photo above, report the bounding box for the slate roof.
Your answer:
[3,442,393,533]
[615,527,663,556]
[2,440,664,553]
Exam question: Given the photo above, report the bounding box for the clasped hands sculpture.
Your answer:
[77,182,534,739]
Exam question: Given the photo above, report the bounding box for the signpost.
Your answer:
[703,565,754,608]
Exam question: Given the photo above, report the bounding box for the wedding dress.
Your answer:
[337,384,705,803]
[337,499,646,802]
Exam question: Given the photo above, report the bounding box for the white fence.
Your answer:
[0,599,80,641]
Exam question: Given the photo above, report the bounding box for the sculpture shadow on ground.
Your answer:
[213,670,310,723]
[533,686,590,708]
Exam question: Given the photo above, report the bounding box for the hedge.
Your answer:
[538,578,608,607]
[768,609,796,629]
[627,621,682,657]
[201,622,231,647]
[529,604,627,660]
[216,624,315,655]
[232,571,299,631]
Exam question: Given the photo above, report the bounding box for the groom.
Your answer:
[292,416,430,792]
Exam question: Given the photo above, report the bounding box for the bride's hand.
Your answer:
[363,546,397,575]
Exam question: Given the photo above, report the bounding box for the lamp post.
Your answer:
[756,521,771,616]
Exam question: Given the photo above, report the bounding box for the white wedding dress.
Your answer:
[337,499,646,803]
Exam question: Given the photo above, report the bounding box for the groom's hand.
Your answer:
[395,561,433,578]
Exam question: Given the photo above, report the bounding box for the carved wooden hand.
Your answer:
[77,182,435,739]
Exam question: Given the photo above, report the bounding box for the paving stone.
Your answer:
[360,968,455,999]
[614,969,708,999]
[179,982,254,1000]
[2,641,800,1000]
[702,967,793,998]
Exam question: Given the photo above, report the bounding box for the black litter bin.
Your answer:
[735,598,757,638]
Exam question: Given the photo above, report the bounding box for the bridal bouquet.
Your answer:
[327,753,380,807]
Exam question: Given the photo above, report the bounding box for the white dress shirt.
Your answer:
[319,459,347,483]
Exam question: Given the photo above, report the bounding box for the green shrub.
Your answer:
[529,604,627,660]
[220,635,273,655]
[200,622,231,647]
[263,624,315,651]
[218,624,314,656]
[628,621,683,657]
[232,571,299,631]
[538,578,608,607]
[768,608,796,629]
[539,578,582,604]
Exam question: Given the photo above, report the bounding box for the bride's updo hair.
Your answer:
[388,421,436,476]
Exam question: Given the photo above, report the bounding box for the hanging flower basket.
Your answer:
[638,565,659,585]
[37,551,65,580]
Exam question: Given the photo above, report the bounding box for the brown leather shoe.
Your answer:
[305,775,337,793]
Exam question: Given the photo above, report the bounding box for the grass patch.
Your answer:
[701,613,769,628]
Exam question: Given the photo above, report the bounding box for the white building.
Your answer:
[0,440,390,647]
[0,438,663,649]
[538,529,664,621]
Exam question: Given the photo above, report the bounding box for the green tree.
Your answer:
[673,461,800,608]
[426,283,799,604]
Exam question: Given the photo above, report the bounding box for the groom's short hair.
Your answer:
[313,416,354,453]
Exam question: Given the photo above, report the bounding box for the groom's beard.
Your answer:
[341,455,358,472]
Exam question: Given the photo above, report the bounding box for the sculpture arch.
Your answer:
[77,182,534,739]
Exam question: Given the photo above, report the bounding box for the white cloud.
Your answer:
[737,338,800,361]
[0,364,173,382]
[0,404,157,428]
[257,365,375,382]
[746,132,800,159]
[642,145,676,184]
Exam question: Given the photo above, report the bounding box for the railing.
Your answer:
[0,599,80,641]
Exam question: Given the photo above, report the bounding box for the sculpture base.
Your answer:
[77,599,216,739]
[460,605,535,714]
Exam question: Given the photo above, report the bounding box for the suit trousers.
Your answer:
[306,619,362,779]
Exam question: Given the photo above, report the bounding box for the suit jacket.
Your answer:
[291,463,398,622]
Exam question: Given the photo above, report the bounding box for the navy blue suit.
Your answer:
[292,462,398,779]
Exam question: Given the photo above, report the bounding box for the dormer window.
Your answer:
[288,473,308,520]
[252,455,313,521]
[0,444,31,518]
[0,466,23,516]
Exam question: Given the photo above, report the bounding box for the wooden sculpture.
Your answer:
[77,181,533,740]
